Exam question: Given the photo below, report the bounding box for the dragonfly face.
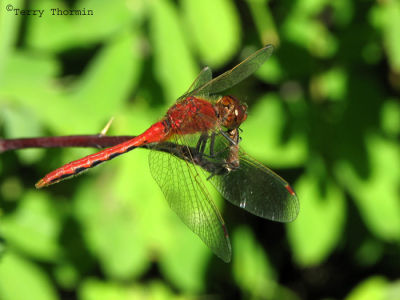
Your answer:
[215,96,247,130]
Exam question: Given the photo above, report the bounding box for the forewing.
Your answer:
[179,67,213,100]
[191,45,274,96]
[149,138,232,262]
[210,151,299,222]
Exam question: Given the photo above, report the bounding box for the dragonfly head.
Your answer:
[216,96,248,129]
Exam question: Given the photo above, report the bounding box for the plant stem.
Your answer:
[0,135,135,153]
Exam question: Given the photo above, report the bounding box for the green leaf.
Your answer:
[289,0,328,14]
[331,0,354,27]
[159,220,210,293]
[79,279,178,300]
[182,0,241,67]
[241,94,307,167]
[1,20,141,136]
[354,238,384,267]
[345,276,388,300]
[370,1,400,72]
[311,67,348,102]
[1,192,62,261]
[26,0,139,52]
[282,10,338,58]
[388,281,400,300]
[288,165,346,266]
[1,177,23,204]
[0,50,59,94]
[246,0,279,46]
[66,29,142,132]
[335,134,400,241]
[0,50,68,133]
[381,99,400,137]
[233,226,276,298]
[0,0,23,82]
[73,175,149,280]
[2,106,43,163]
[0,251,59,300]
[53,262,79,290]
[257,56,284,84]
[80,279,128,300]
[149,0,198,103]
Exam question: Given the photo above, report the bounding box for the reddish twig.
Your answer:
[0,135,227,176]
[0,135,135,153]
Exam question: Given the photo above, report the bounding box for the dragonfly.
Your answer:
[36,45,299,262]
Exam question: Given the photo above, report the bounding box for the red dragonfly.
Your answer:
[36,45,299,262]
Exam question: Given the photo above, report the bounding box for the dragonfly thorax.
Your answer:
[166,97,218,135]
[215,96,247,130]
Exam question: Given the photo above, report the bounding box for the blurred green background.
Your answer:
[1,0,400,299]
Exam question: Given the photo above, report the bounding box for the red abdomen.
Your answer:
[167,97,217,134]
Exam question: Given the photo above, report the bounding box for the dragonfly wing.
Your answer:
[149,141,232,262]
[179,67,213,100]
[210,151,299,222]
[192,45,274,96]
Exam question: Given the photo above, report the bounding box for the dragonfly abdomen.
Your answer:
[36,121,168,188]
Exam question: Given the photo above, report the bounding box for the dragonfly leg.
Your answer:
[192,129,241,181]
[195,132,226,159]
[197,132,224,159]
[195,133,209,158]
[209,132,216,157]
[198,129,239,161]
[219,129,237,146]
[207,129,238,159]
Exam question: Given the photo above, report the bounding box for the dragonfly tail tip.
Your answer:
[35,179,46,189]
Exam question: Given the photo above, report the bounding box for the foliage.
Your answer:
[0,0,399,299]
